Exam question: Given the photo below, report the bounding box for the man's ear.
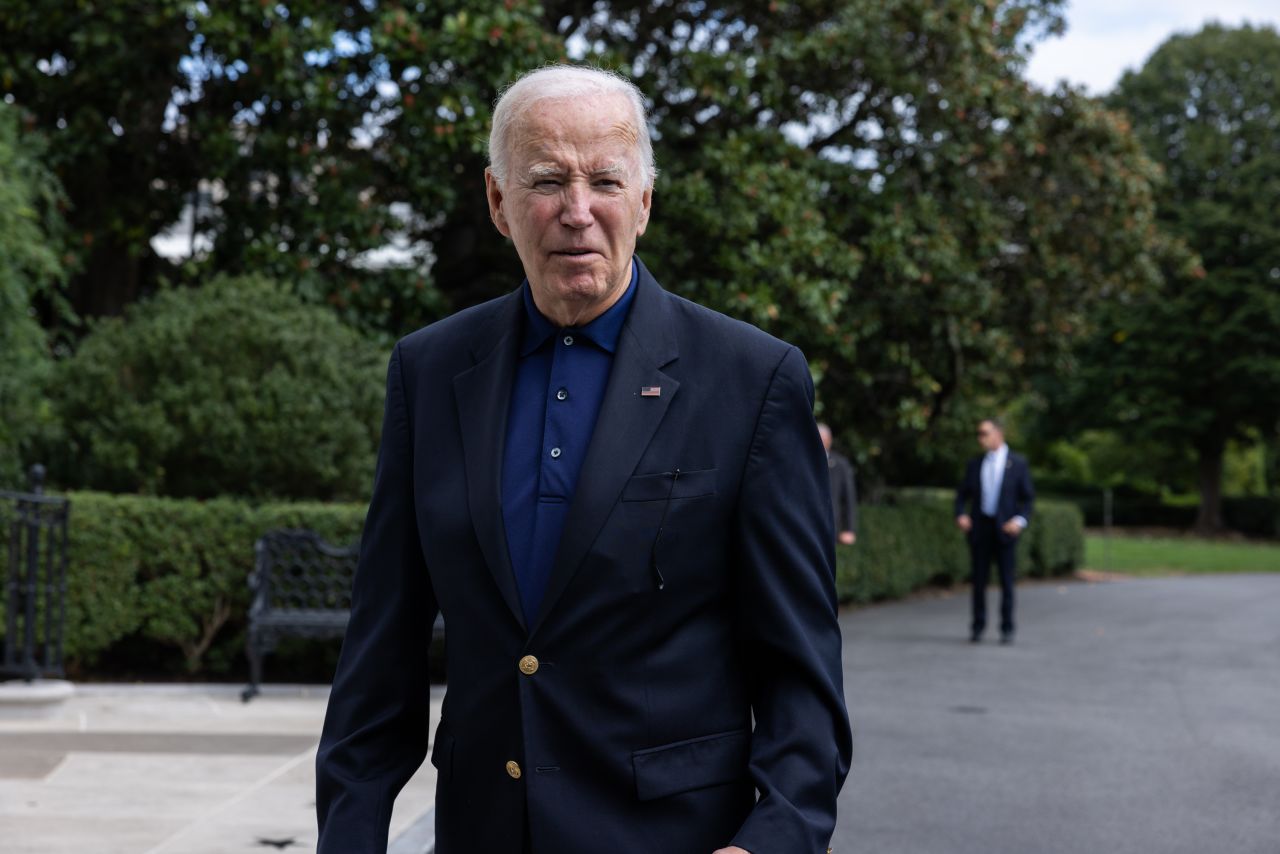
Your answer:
[485,168,511,237]
[635,184,652,237]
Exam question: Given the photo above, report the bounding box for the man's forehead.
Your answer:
[510,95,638,147]
[513,142,640,181]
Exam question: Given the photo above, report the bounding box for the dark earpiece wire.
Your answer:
[649,468,681,590]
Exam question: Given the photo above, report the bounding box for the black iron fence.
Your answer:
[0,465,69,682]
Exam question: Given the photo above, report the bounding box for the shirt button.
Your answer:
[563,334,574,346]
[550,447,562,459]
[556,388,568,401]
[519,655,539,675]
[506,760,522,779]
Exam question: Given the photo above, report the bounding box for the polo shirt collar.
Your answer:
[519,259,638,356]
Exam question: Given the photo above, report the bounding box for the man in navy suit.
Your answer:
[315,65,851,854]
[818,423,857,546]
[954,418,1035,644]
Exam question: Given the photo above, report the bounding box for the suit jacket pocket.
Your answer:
[621,468,717,502]
[632,728,749,801]
[430,720,455,783]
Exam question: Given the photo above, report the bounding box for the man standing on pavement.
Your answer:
[954,417,1035,644]
[818,423,857,546]
[315,65,851,854]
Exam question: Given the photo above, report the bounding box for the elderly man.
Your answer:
[316,65,851,854]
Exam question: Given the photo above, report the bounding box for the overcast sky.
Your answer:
[1024,0,1280,95]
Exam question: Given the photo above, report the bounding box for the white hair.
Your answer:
[488,65,656,188]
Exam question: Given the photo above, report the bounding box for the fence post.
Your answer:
[1102,487,1113,572]
[1,464,70,682]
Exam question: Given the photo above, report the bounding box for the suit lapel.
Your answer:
[530,261,679,637]
[1000,454,1015,506]
[453,291,526,631]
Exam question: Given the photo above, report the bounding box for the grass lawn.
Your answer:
[1084,532,1280,575]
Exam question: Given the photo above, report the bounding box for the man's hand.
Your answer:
[1002,519,1024,537]
[955,514,972,533]
[839,530,856,546]
[712,848,752,854]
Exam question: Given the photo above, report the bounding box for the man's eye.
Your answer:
[534,179,561,188]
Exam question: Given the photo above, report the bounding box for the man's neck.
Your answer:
[529,259,635,328]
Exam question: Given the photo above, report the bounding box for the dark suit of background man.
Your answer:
[953,418,1035,644]
[315,65,851,854]
[818,424,857,546]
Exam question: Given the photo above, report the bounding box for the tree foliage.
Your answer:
[0,101,67,488]
[1058,23,1280,529]
[46,275,386,500]
[567,0,1164,484]
[0,0,562,329]
[3,0,1174,488]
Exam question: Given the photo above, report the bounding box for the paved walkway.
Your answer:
[833,573,1280,854]
[4,575,1277,853]
[0,683,440,854]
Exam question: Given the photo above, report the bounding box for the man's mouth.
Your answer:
[552,249,598,257]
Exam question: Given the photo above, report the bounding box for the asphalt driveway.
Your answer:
[832,573,1280,854]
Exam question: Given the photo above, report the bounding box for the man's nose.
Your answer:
[559,183,594,229]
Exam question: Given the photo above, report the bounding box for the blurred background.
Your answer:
[1,1,1278,683]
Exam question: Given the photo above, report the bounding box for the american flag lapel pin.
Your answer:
[640,386,662,397]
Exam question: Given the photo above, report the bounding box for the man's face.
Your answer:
[485,93,652,327]
[977,421,1003,452]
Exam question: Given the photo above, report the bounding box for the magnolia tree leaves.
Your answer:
[3,0,1176,488]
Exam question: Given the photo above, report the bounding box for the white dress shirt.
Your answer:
[980,444,1008,518]
[980,443,1027,529]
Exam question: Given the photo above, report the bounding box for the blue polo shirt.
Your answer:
[501,262,638,624]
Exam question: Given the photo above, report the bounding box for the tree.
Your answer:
[552,0,1165,487]
[4,0,1170,489]
[0,101,67,489]
[0,0,561,331]
[1092,23,1280,530]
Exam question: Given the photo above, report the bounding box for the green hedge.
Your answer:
[2,490,1083,678]
[0,491,366,676]
[1039,481,1279,538]
[835,495,1085,604]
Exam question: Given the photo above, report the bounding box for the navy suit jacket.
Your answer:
[316,258,852,854]
[953,450,1036,544]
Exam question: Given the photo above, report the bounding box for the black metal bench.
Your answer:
[242,529,356,702]
[242,528,446,702]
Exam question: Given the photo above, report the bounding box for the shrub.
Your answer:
[1025,500,1087,576]
[1042,487,1277,537]
[0,313,55,490]
[0,491,368,675]
[0,102,65,490]
[835,494,1085,604]
[2,490,1082,678]
[1223,497,1280,539]
[46,274,386,500]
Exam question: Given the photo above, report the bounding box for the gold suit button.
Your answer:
[506,760,522,779]
[519,655,540,676]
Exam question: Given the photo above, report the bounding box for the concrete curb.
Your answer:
[0,678,76,720]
